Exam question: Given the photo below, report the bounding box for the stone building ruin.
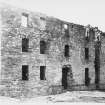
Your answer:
[0,4,105,98]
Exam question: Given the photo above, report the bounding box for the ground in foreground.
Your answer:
[0,91,105,103]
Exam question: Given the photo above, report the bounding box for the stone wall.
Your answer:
[0,4,105,98]
[100,33,105,89]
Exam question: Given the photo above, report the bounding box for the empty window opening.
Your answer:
[22,65,29,80]
[85,28,90,41]
[71,25,73,29]
[40,17,45,20]
[40,40,46,54]
[85,28,89,37]
[22,13,28,27]
[64,24,69,37]
[85,48,89,60]
[85,68,90,86]
[64,24,68,30]
[65,45,69,57]
[40,66,46,80]
[22,38,29,52]
[86,30,89,37]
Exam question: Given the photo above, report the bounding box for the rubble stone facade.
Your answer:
[0,4,105,98]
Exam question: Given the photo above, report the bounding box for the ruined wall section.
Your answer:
[44,18,63,86]
[68,25,95,89]
[85,29,96,89]
[0,4,100,98]
[45,17,96,90]
[69,24,85,87]
[0,6,23,98]
[0,5,51,98]
[100,34,105,89]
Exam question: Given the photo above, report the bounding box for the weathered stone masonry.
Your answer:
[0,4,105,98]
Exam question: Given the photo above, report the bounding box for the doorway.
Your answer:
[62,66,69,89]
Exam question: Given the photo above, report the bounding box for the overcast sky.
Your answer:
[0,0,105,31]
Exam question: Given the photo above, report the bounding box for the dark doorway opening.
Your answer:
[85,68,90,86]
[62,66,69,89]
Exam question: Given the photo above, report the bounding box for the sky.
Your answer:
[0,0,105,32]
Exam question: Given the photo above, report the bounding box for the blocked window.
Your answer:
[22,65,29,80]
[40,66,46,80]
[85,68,90,86]
[22,13,28,27]
[64,45,69,57]
[40,40,46,54]
[85,48,89,60]
[22,38,29,52]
